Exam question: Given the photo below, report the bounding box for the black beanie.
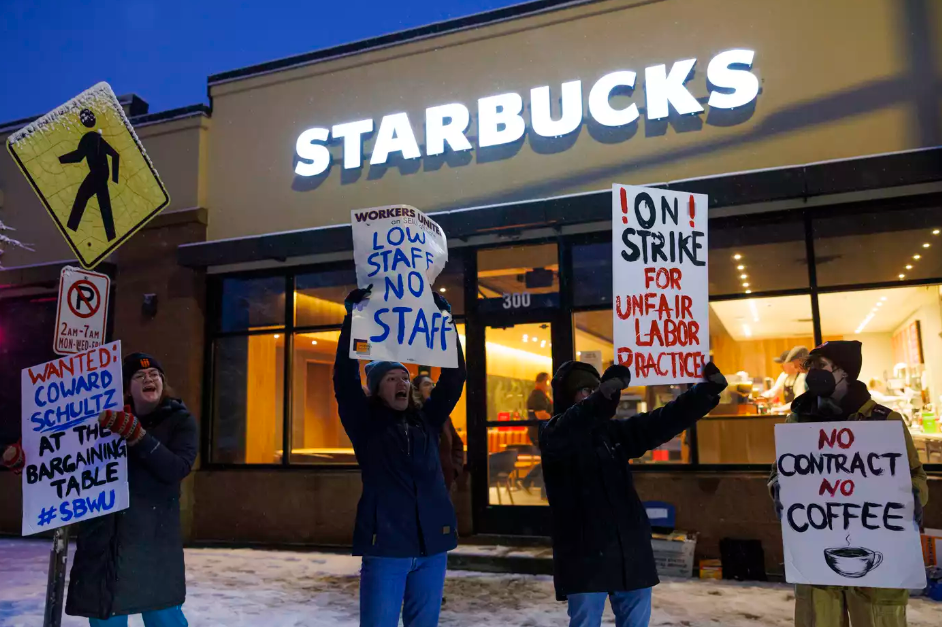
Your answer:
[809,341,862,380]
[552,361,601,404]
[123,352,164,387]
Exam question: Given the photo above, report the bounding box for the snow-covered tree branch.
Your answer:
[0,218,33,268]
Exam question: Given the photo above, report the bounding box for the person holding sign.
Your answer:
[768,341,928,627]
[335,288,466,627]
[540,360,728,627]
[66,353,197,626]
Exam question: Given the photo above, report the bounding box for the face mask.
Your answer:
[806,369,837,397]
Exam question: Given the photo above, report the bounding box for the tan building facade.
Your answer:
[2,0,941,575]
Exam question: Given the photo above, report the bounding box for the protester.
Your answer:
[413,373,465,492]
[768,340,928,627]
[335,287,466,627]
[541,360,728,627]
[65,352,198,626]
[522,372,552,494]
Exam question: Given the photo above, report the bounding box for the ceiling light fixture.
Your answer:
[733,254,742,260]
[855,312,876,334]
[312,340,318,345]
[933,229,940,235]
[742,282,750,287]
[914,254,921,260]
[899,274,906,279]
[740,274,748,279]
[439,287,446,293]
[522,334,528,342]
[923,243,931,248]
[749,300,759,322]
[737,265,745,270]
[742,324,752,338]
[906,265,913,270]
[745,289,752,294]
[274,334,280,339]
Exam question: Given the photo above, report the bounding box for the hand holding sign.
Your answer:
[349,206,456,367]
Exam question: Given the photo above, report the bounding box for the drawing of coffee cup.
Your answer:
[824,547,883,578]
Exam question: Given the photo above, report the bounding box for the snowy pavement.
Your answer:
[2,539,941,627]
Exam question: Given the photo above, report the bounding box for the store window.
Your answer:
[288,325,468,465]
[703,295,815,464]
[573,310,689,464]
[477,244,559,312]
[818,285,942,465]
[209,268,467,466]
[211,333,285,464]
[572,240,612,307]
[219,276,286,332]
[295,269,356,328]
[813,205,942,286]
[710,214,808,296]
[484,322,552,506]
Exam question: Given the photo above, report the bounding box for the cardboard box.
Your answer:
[651,531,696,577]
[699,558,723,579]
[922,528,942,567]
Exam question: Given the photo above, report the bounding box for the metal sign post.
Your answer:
[43,525,70,627]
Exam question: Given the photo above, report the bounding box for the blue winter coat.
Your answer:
[334,314,466,557]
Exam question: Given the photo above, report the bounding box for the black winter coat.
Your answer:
[334,314,466,558]
[66,399,198,619]
[540,384,719,600]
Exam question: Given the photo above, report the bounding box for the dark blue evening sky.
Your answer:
[0,0,523,123]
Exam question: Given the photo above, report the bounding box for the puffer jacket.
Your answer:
[66,398,197,619]
[334,314,466,557]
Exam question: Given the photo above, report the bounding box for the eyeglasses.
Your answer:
[578,386,597,397]
[132,370,162,383]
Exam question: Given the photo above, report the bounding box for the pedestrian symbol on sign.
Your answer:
[58,109,120,241]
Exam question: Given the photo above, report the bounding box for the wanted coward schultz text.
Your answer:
[21,341,130,534]
[612,185,709,385]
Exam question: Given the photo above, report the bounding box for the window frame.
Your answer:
[202,197,942,474]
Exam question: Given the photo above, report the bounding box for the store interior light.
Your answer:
[876,302,883,307]
[914,254,921,259]
[881,297,887,301]
[733,254,742,260]
[742,324,752,338]
[577,351,582,357]
[740,274,748,279]
[439,287,446,293]
[522,334,528,342]
[899,274,906,279]
[923,243,931,248]
[737,265,745,270]
[749,300,759,322]
[540,340,546,348]
[745,289,752,294]
[933,229,940,235]
[274,334,280,339]
[742,282,750,287]
[855,311,876,334]
[906,265,913,270]
[311,340,318,345]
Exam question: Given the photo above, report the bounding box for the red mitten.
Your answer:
[99,405,146,446]
[1,441,25,475]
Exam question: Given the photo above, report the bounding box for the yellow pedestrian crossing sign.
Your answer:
[6,82,170,269]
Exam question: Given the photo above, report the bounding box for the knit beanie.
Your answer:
[809,341,862,380]
[123,353,164,388]
[552,361,602,405]
[365,361,409,396]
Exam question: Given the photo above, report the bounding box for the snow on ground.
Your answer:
[2,539,941,627]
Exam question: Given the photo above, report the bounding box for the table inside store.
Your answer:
[696,412,791,464]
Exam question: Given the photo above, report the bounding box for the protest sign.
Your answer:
[350,205,457,367]
[54,265,111,355]
[775,420,926,588]
[611,185,709,385]
[21,341,128,535]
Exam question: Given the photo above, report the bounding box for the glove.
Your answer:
[702,361,728,396]
[1,441,25,475]
[344,286,372,314]
[770,479,784,520]
[599,365,631,399]
[99,406,146,446]
[914,488,924,529]
[432,292,451,314]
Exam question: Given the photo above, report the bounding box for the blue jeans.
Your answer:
[567,589,652,627]
[360,553,448,627]
[89,606,188,627]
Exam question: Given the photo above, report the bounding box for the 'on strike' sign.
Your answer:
[611,185,709,385]
[775,421,926,589]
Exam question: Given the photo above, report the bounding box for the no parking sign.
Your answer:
[54,266,110,355]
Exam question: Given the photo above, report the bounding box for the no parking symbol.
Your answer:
[54,266,110,355]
